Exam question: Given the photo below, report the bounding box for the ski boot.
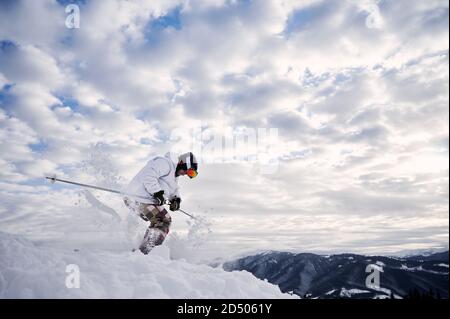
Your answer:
[139,227,166,255]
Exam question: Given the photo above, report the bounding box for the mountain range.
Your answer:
[222,251,449,299]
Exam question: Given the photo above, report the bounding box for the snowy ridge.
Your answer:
[339,288,370,298]
[224,251,449,298]
[0,232,296,299]
[399,264,449,275]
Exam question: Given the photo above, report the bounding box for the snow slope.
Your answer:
[0,187,295,299]
[0,231,294,298]
[0,151,295,299]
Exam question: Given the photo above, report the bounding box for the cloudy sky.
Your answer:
[0,0,448,257]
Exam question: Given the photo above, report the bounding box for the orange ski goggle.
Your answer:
[187,168,198,178]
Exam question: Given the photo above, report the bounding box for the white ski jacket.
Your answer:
[125,152,180,204]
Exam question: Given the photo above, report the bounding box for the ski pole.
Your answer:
[179,208,197,220]
[161,199,198,220]
[46,176,200,220]
[45,176,149,201]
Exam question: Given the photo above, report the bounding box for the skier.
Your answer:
[124,152,198,254]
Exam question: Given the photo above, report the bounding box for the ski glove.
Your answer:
[153,190,165,206]
[169,197,181,211]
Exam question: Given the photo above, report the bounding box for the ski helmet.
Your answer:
[177,152,198,178]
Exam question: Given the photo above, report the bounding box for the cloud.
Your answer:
[0,0,448,256]
[345,125,389,144]
[0,109,37,161]
[0,0,65,48]
[0,43,65,89]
